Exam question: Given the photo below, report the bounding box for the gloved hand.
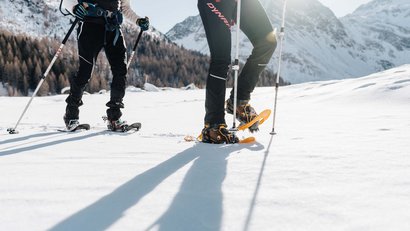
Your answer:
[73,2,98,20]
[73,3,88,20]
[136,17,150,31]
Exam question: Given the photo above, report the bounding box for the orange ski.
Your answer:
[237,109,271,131]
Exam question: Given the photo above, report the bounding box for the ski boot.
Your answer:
[63,115,80,131]
[105,101,125,131]
[226,98,259,132]
[201,123,239,144]
[64,94,83,129]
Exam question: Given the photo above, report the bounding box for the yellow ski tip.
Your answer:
[238,109,271,131]
[239,136,256,144]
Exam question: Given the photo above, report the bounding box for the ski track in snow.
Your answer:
[1,65,410,231]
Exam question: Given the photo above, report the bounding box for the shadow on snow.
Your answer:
[0,131,106,156]
[49,142,265,231]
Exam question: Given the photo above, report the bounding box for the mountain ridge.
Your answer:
[166,0,410,84]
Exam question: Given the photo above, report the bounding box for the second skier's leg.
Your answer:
[234,0,277,101]
[227,0,277,131]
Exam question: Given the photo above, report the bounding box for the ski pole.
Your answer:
[270,0,288,135]
[7,18,79,134]
[231,0,242,133]
[126,30,144,70]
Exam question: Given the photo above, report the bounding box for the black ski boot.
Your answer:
[63,117,80,131]
[105,100,126,131]
[226,98,259,132]
[201,123,239,144]
[64,95,83,130]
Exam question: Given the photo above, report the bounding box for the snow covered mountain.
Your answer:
[166,0,410,84]
[1,65,410,231]
[341,0,410,70]
[0,0,71,37]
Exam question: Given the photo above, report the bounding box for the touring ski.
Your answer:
[102,116,141,132]
[184,109,271,144]
[184,134,255,144]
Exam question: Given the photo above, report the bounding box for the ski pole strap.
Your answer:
[102,10,123,45]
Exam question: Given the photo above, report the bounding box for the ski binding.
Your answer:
[102,116,141,132]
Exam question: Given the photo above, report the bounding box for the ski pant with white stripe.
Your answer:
[65,21,127,121]
[198,0,277,125]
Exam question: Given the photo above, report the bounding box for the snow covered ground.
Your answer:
[1,65,410,231]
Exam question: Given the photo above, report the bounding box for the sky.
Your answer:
[131,0,372,33]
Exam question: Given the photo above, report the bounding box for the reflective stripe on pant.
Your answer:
[69,21,127,103]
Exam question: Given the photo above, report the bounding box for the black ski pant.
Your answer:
[66,21,127,121]
[198,0,277,125]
